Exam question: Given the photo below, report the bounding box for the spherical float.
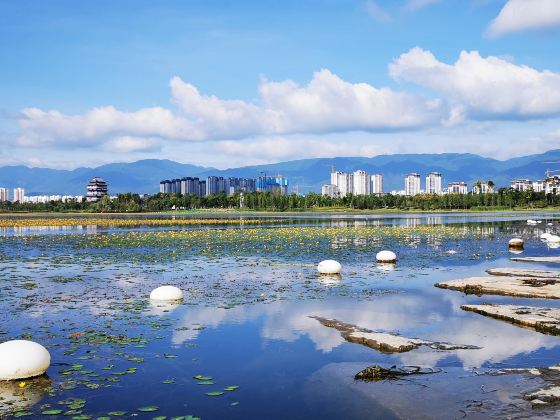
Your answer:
[150,285,184,301]
[541,233,553,240]
[548,235,560,243]
[0,340,50,380]
[508,238,524,249]
[527,220,537,225]
[376,250,397,263]
[317,260,342,275]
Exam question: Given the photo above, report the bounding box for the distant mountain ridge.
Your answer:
[2,151,560,195]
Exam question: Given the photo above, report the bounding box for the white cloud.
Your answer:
[364,0,392,22]
[404,0,441,11]
[17,106,201,146]
[390,47,560,118]
[102,136,161,153]
[16,70,446,151]
[487,0,560,37]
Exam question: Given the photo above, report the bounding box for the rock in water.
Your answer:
[317,260,342,274]
[150,285,184,301]
[0,340,51,380]
[376,250,397,263]
[508,238,524,249]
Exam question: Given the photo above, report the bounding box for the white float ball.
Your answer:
[548,235,560,243]
[376,250,397,263]
[541,233,553,240]
[508,238,524,248]
[0,340,50,380]
[317,260,342,275]
[150,285,184,301]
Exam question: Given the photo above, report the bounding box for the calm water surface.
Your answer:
[2,212,560,419]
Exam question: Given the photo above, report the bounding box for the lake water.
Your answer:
[2,211,560,419]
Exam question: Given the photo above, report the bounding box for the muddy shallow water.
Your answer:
[2,212,560,419]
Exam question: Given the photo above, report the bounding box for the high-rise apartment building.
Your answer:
[448,182,468,194]
[331,171,353,197]
[370,174,383,195]
[404,173,421,196]
[425,172,442,194]
[353,170,370,195]
[13,187,25,203]
[0,188,8,202]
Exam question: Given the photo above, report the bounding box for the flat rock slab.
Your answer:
[311,317,479,353]
[435,276,560,299]
[486,268,560,279]
[497,365,560,407]
[461,304,560,335]
[511,256,560,264]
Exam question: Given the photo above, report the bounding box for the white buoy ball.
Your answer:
[376,250,397,263]
[150,285,184,301]
[0,340,50,380]
[508,238,524,249]
[317,260,342,274]
[541,233,553,240]
[548,235,560,243]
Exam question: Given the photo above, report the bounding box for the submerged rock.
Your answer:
[486,268,560,279]
[311,317,479,353]
[511,256,560,264]
[461,304,560,335]
[354,365,442,381]
[435,276,560,299]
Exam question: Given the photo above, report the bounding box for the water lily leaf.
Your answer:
[107,411,127,416]
[138,406,159,412]
[205,392,224,397]
[42,410,64,415]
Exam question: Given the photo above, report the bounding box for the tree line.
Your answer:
[1,188,559,213]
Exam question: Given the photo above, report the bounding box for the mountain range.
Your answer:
[2,150,560,196]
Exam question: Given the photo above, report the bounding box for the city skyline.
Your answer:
[1,0,560,169]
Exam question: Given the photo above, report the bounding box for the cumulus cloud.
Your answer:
[16,70,446,150]
[487,0,560,37]
[390,47,560,118]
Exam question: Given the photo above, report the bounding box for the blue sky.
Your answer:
[1,0,560,168]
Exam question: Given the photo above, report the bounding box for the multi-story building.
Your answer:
[472,181,495,194]
[510,179,532,191]
[206,176,225,196]
[353,170,370,195]
[370,174,383,195]
[180,177,201,195]
[545,176,560,195]
[331,171,353,197]
[532,180,546,193]
[256,175,288,195]
[159,180,171,194]
[321,184,339,198]
[425,172,442,195]
[448,182,468,194]
[0,188,8,202]
[405,173,421,196]
[13,187,25,203]
[198,180,206,197]
[86,178,108,202]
